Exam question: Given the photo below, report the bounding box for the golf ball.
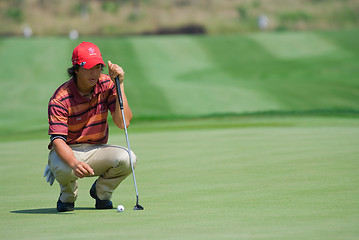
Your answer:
[117,205,125,212]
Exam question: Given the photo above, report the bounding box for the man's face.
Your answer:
[75,64,102,89]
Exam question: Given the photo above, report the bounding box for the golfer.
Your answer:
[44,42,136,212]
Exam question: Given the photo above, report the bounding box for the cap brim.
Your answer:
[82,58,106,69]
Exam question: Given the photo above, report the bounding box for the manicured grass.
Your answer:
[0,29,358,239]
[0,29,359,140]
[0,117,358,240]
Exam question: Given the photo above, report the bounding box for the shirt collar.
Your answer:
[69,77,101,103]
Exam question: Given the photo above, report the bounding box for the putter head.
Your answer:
[134,204,144,210]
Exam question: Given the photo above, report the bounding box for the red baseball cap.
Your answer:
[72,42,106,69]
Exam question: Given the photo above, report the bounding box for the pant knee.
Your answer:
[129,150,137,167]
[115,150,136,173]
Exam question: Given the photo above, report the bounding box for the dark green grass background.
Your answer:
[0,29,358,138]
[0,29,358,239]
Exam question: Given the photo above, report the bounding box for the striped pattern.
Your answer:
[48,74,117,147]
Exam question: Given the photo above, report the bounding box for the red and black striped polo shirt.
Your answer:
[48,74,117,149]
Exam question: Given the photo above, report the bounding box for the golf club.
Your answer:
[115,76,144,211]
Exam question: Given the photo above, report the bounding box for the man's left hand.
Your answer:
[108,61,124,84]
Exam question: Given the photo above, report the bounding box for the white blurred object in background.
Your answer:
[23,25,32,38]
[69,30,79,40]
[258,15,269,30]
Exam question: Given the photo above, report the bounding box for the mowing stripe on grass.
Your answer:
[249,31,349,59]
[1,30,359,139]
[95,37,173,118]
[131,35,278,116]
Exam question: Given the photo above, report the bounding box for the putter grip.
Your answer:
[115,76,124,110]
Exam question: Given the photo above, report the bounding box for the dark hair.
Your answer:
[67,65,80,80]
[67,64,104,80]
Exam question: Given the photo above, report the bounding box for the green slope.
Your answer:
[0,29,358,139]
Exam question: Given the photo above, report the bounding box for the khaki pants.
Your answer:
[48,144,136,203]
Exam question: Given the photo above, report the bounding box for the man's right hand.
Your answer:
[72,161,94,178]
[52,139,94,178]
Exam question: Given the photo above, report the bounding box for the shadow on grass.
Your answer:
[10,207,96,214]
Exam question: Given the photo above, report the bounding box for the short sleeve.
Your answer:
[48,98,69,136]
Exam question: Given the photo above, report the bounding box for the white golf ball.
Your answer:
[117,205,125,212]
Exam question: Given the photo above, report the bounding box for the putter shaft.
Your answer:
[115,76,143,210]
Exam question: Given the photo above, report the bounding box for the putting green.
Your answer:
[0,117,358,240]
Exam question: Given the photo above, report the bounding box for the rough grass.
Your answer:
[1,0,359,35]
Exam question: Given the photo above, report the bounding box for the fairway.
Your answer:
[1,117,358,240]
[1,29,359,140]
